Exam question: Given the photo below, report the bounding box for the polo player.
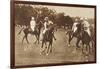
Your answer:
[71,18,80,37]
[72,18,79,33]
[30,17,36,32]
[42,17,53,34]
[80,18,91,36]
[40,17,56,41]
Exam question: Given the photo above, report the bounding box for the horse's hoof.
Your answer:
[68,44,70,47]
[46,53,49,56]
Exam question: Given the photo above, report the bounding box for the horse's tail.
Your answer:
[17,27,24,35]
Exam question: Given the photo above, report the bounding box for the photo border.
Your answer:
[10,0,97,69]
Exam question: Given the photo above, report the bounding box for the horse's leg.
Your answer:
[82,40,84,54]
[35,28,40,44]
[68,34,73,46]
[34,34,38,44]
[76,38,80,48]
[41,46,45,55]
[43,42,48,55]
[50,40,53,53]
[87,42,91,54]
[37,34,40,44]
[41,40,44,48]
[22,35,25,44]
[46,44,50,55]
[41,40,45,54]
[34,35,37,44]
[91,40,94,53]
[17,27,24,35]
[82,42,84,54]
[38,29,41,44]
[53,32,56,40]
[88,44,91,54]
[34,33,40,44]
[25,34,29,44]
[47,41,52,55]
[68,35,70,45]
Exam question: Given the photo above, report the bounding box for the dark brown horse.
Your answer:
[18,21,42,44]
[41,24,56,55]
[66,21,94,54]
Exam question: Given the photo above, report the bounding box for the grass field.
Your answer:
[15,26,95,66]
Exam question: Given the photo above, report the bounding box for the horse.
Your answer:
[66,22,94,54]
[41,24,56,55]
[81,30,92,54]
[18,21,42,44]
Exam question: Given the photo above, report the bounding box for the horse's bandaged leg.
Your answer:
[40,32,44,41]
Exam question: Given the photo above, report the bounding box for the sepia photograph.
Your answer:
[11,1,96,68]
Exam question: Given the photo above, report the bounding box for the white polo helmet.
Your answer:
[31,17,35,20]
[80,17,84,21]
[44,17,49,21]
[84,17,88,21]
[75,18,78,22]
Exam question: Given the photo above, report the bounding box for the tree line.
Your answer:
[15,4,74,28]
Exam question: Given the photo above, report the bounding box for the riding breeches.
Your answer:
[43,28,48,34]
[30,26,35,32]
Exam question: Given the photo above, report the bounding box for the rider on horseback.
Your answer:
[72,18,80,36]
[43,17,55,34]
[40,17,56,41]
[30,16,36,32]
[80,17,91,36]
[42,17,50,34]
[72,18,78,33]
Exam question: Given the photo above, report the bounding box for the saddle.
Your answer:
[28,27,33,32]
[28,27,38,33]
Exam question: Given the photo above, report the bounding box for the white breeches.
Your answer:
[40,28,48,41]
[73,27,77,32]
[43,28,48,34]
[31,26,35,31]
